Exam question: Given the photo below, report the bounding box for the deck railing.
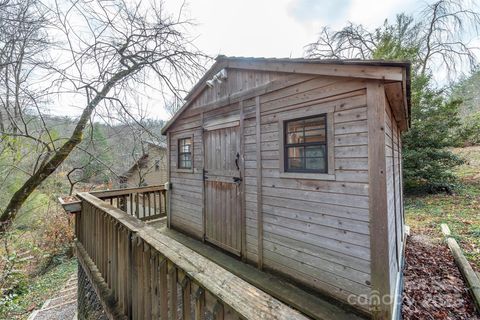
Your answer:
[74,191,307,320]
[91,185,167,221]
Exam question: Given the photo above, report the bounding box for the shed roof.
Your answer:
[162,56,411,134]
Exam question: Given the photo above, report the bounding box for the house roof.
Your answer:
[143,139,167,149]
[162,56,411,134]
[120,140,166,178]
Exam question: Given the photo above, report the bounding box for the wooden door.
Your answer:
[203,125,242,255]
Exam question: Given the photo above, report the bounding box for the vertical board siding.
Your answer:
[384,99,404,303]
[244,117,259,263]
[190,69,290,110]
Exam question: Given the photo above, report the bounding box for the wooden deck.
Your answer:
[70,186,371,320]
[74,191,311,320]
[155,226,367,320]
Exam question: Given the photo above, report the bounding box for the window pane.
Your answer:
[181,160,191,168]
[305,145,325,157]
[287,147,305,170]
[287,119,305,134]
[287,146,304,158]
[304,117,326,143]
[304,116,325,129]
[180,153,191,162]
[305,145,326,171]
[180,137,192,153]
[287,132,303,144]
[288,158,303,170]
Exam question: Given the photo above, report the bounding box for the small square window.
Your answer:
[284,115,327,173]
[178,137,192,169]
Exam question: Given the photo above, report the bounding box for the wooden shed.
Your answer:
[161,56,410,319]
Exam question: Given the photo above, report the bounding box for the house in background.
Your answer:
[161,56,410,319]
[119,140,167,188]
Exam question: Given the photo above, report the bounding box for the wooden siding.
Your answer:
[169,120,204,239]
[249,78,371,312]
[166,67,406,316]
[385,98,405,310]
[189,69,291,110]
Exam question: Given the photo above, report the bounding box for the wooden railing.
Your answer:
[74,192,308,320]
[91,185,167,221]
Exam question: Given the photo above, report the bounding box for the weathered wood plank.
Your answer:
[367,82,391,319]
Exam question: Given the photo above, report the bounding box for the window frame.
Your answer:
[278,106,335,180]
[283,114,328,174]
[177,136,194,172]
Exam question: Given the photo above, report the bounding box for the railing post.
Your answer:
[169,263,177,320]
[119,195,127,212]
[159,258,168,320]
[194,287,205,320]
[181,275,191,320]
[127,231,133,319]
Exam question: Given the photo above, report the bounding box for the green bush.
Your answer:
[402,75,464,193]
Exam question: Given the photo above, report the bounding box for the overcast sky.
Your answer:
[54,0,475,120]
[165,0,423,59]
[137,0,423,120]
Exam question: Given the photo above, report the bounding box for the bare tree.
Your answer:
[0,0,205,229]
[305,0,480,79]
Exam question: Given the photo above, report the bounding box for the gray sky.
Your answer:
[54,0,477,121]
[166,0,422,59]
[147,0,422,120]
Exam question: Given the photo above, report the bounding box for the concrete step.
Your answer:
[28,272,78,320]
[57,286,77,296]
[45,292,77,308]
[32,300,77,320]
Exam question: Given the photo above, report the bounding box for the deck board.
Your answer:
[152,225,368,320]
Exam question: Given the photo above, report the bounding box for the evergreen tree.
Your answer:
[306,0,479,192]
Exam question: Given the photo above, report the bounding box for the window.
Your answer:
[178,137,192,169]
[284,114,327,173]
[155,159,160,171]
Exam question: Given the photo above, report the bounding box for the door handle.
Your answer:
[235,152,240,170]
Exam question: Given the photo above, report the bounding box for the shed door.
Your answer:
[203,126,242,256]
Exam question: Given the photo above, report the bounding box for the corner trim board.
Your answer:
[367,82,392,319]
[255,96,264,269]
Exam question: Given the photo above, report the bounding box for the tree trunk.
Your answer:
[0,67,136,231]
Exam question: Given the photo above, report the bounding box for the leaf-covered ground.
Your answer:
[402,235,479,319]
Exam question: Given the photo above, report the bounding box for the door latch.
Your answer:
[233,177,242,184]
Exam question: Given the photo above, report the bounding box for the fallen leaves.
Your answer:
[402,235,479,319]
